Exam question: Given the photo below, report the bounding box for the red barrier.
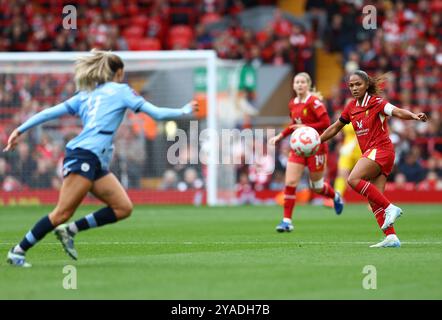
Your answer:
[0,190,206,206]
[342,188,442,203]
[0,187,440,205]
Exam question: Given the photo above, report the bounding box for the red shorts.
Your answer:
[288,143,328,172]
[362,147,395,176]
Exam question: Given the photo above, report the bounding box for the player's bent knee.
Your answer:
[114,201,133,220]
[347,177,360,189]
[310,178,324,193]
[286,181,298,187]
[313,188,323,194]
[49,208,76,226]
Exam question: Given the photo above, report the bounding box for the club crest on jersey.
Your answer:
[81,163,90,172]
[303,108,308,116]
[295,117,302,124]
[365,110,369,116]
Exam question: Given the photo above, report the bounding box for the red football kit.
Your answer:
[339,92,395,176]
[281,94,330,172]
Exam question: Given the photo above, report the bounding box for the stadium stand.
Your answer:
[0,0,440,201]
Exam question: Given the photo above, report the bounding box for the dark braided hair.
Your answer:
[350,70,389,96]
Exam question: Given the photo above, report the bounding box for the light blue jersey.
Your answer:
[17,82,192,169]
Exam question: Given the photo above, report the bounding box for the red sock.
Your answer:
[283,186,296,220]
[320,182,336,199]
[370,202,396,236]
[353,180,390,209]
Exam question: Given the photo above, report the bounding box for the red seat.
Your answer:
[200,13,221,25]
[126,38,140,50]
[169,36,192,49]
[169,25,193,40]
[136,38,162,51]
[122,26,145,40]
[132,15,149,28]
[168,25,193,48]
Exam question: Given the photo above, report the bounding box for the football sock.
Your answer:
[69,207,117,233]
[353,180,390,209]
[370,202,396,236]
[17,215,54,252]
[283,186,296,220]
[319,182,336,199]
[334,177,347,196]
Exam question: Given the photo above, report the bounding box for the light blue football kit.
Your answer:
[17,82,192,178]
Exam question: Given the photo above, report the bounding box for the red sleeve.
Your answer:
[311,98,327,118]
[373,97,389,116]
[280,125,295,138]
[309,98,330,131]
[339,102,351,124]
[308,112,330,132]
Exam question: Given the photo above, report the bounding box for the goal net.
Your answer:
[0,51,246,206]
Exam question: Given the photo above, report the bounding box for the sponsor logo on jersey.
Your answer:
[295,117,302,124]
[355,120,369,136]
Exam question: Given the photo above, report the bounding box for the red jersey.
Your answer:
[340,93,393,153]
[286,94,330,135]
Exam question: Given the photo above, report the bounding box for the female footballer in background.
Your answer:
[3,50,198,267]
[320,70,427,248]
[268,72,344,233]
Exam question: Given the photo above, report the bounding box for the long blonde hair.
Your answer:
[294,72,323,101]
[74,49,124,91]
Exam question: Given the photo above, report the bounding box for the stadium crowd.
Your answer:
[0,0,441,196]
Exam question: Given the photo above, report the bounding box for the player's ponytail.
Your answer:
[352,70,390,96]
[74,49,124,91]
[295,72,324,101]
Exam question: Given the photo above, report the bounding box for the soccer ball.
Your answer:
[290,126,321,157]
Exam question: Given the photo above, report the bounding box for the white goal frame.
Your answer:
[0,50,220,205]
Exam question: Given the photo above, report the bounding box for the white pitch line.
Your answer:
[0,241,441,245]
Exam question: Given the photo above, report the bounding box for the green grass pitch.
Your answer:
[0,204,441,299]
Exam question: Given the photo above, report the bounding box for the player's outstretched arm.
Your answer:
[138,100,198,120]
[3,103,71,152]
[268,122,306,145]
[391,106,427,122]
[320,119,345,143]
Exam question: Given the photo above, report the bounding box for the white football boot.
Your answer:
[54,224,78,260]
[369,234,401,248]
[6,248,32,267]
[381,204,403,230]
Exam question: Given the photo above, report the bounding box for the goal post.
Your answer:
[0,50,246,206]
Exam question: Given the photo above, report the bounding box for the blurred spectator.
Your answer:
[9,143,37,188]
[177,167,204,191]
[398,146,427,183]
[113,124,145,188]
[236,170,256,204]
[160,169,179,190]
[304,0,328,45]
[0,157,7,186]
